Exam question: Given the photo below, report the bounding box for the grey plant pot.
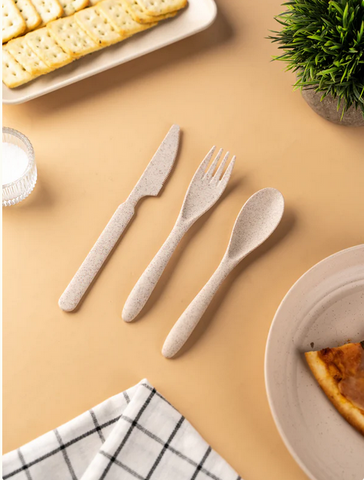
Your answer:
[301,88,364,126]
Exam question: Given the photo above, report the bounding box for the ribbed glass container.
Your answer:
[2,127,37,207]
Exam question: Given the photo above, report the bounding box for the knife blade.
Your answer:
[131,124,180,198]
[58,124,180,312]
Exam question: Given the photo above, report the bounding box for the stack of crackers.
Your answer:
[2,0,187,88]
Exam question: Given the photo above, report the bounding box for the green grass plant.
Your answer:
[269,0,364,118]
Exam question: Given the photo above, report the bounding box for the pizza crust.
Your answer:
[305,350,364,435]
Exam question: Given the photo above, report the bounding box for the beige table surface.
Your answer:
[3,0,364,478]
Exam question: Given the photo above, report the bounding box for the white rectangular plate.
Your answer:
[3,0,217,104]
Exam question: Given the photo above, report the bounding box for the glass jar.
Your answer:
[2,127,37,207]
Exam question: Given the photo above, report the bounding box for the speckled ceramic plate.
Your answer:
[265,245,364,480]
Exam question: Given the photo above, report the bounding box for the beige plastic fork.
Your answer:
[122,146,236,322]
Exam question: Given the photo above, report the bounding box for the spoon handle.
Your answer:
[162,260,232,358]
[122,219,190,322]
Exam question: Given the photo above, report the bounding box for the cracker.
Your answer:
[134,0,186,16]
[98,0,155,37]
[47,15,98,56]
[60,0,88,16]
[26,27,72,68]
[14,0,41,31]
[88,0,100,5]
[5,35,51,74]
[75,5,122,46]
[31,0,63,25]
[122,0,174,23]
[2,48,34,87]
[2,0,26,43]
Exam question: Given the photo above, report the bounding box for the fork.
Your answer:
[122,146,236,322]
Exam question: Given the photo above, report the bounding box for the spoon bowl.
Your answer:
[226,188,284,262]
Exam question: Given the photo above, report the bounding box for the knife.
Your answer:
[59,124,180,312]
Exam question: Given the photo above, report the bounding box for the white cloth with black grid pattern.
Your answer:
[3,379,241,480]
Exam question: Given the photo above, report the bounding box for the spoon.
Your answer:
[162,187,285,358]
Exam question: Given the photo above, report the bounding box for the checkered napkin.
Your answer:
[3,379,241,480]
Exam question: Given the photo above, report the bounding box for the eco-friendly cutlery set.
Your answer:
[59,125,284,357]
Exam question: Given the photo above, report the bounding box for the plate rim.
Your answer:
[264,244,364,480]
[2,0,217,105]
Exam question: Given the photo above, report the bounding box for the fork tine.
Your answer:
[219,155,236,187]
[194,146,216,179]
[205,148,223,180]
[214,151,230,181]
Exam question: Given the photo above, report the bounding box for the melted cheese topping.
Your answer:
[319,342,364,410]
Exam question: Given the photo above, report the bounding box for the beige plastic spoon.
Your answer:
[162,187,285,358]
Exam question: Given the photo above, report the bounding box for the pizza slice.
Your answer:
[305,340,364,435]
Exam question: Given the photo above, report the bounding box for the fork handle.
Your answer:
[162,260,232,358]
[59,200,136,312]
[122,220,190,322]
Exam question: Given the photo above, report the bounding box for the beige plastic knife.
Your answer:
[59,124,180,312]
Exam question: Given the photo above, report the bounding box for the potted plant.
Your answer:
[269,0,364,126]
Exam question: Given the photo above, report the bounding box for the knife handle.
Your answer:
[59,200,135,312]
[122,220,190,322]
